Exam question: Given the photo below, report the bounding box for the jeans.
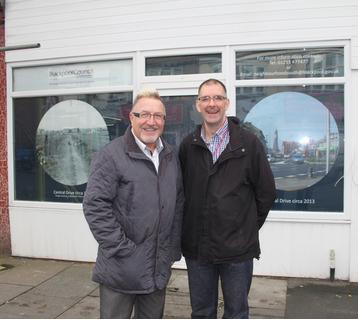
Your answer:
[99,284,166,319]
[186,258,253,319]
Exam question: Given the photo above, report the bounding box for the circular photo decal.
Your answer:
[36,100,109,186]
[244,92,339,191]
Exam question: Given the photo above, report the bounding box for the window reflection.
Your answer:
[36,100,109,186]
[146,54,222,76]
[162,95,200,146]
[243,92,339,191]
[14,92,132,202]
[237,85,344,212]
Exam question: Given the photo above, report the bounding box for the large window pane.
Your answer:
[236,48,343,80]
[236,85,344,212]
[146,54,221,76]
[14,92,132,203]
[162,95,201,145]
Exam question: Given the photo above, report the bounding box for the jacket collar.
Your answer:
[226,116,245,151]
[191,116,245,151]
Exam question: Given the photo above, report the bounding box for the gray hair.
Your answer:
[132,88,165,111]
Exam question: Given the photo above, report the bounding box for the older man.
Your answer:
[83,89,184,318]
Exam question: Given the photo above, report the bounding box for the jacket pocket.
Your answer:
[104,237,155,291]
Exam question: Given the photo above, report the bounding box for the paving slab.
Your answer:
[30,263,97,299]
[0,293,77,319]
[167,270,189,294]
[165,292,191,306]
[0,260,99,319]
[89,287,99,297]
[0,257,72,286]
[249,277,287,319]
[58,296,99,319]
[164,302,191,319]
[0,283,32,305]
[286,278,358,319]
[164,292,191,319]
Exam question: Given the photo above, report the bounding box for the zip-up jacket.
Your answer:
[83,127,184,294]
[179,117,276,263]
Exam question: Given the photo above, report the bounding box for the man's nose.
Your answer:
[208,98,216,106]
[147,115,156,124]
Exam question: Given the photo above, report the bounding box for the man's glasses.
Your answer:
[132,111,166,121]
[197,95,227,104]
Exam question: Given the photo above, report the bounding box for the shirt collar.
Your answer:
[201,118,229,144]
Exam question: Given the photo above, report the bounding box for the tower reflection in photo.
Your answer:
[242,91,339,192]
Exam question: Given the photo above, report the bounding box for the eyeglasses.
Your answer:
[197,95,227,104]
[132,111,166,121]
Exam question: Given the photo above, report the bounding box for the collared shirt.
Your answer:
[131,129,164,172]
[201,118,230,163]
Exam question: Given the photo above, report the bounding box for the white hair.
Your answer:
[132,88,164,109]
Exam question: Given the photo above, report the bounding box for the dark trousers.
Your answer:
[99,284,166,319]
[186,258,253,319]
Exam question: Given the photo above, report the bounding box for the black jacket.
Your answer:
[179,117,276,263]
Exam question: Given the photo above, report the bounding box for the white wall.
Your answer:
[256,221,350,279]
[8,207,353,280]
[348,70,358,282]
[5,0,358,281]
[9,206,98,262]
[4,0,358,64]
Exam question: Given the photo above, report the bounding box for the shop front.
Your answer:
[4,1,358,281]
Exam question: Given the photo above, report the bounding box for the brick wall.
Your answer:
[0,8,10,255]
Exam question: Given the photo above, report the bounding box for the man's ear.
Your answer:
[195,102,202,113]
[129,112,134,124]
[224,98,230,111]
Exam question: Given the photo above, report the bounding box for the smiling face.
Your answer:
[129,96,166,151]
[196,82,229,133]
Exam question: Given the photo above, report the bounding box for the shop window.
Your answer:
[145,54,221,76]
[12,59,133,203]
[236,47,344,212]
[14,92,132,203]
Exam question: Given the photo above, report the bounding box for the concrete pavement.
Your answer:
[0,255,357,319]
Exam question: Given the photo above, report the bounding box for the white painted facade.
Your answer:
[4,0,358,281]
